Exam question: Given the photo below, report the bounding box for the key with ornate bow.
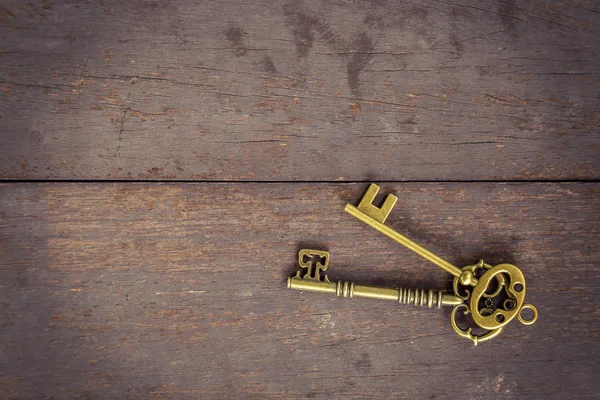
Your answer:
[287,184,537,345]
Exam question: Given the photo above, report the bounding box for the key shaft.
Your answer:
[288,249,537,345]
[345,203,463,278]
[288,276,463,308]
[345,184,478,287]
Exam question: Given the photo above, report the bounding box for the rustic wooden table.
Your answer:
[1,1,599,399]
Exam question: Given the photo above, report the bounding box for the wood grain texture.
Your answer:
[1,0,599,180]
[0,183,598,399]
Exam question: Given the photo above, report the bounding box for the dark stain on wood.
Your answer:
[283,3,329,58]
[499,0,518,35]
[283,2,342,58]
[283,3,316,58]
[347,33,373,96]
[450,8,465,55]
[224,25,246,57]
[262,55,277,73]
[353,353,373,374]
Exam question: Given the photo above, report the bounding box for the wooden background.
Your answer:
[1,0,599,399]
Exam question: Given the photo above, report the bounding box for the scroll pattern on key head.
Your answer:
[344,184,538,344]
[295,249,330,282]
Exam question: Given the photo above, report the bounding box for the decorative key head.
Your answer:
[451,260,538,344]
[295,249,330,282]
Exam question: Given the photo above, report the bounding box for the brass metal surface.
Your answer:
[288,249,463,308]
[345,186,464,281]
[343,184,538,344]
[287,184,538,345]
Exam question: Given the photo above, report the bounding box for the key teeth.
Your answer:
[356,184,398,224]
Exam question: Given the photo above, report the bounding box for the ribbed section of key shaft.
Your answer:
[397,287,441,308]
[289,278,464,308]
[336,282,443,308]
[336,281,355,298]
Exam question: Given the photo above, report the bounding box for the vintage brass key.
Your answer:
[343,183,538,344]
[288,249,464,308]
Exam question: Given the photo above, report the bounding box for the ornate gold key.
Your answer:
[344,184,538,344]
[287,184,537,345]
[289,249,465,307]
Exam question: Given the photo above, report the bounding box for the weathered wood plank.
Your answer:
[1,0,598,180]
[0,183,598,398]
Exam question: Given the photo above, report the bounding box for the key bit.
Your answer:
[288,249,463,308]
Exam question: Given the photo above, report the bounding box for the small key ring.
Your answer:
[517,304,538,325]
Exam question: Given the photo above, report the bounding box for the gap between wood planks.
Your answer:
[0,179,599,184]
